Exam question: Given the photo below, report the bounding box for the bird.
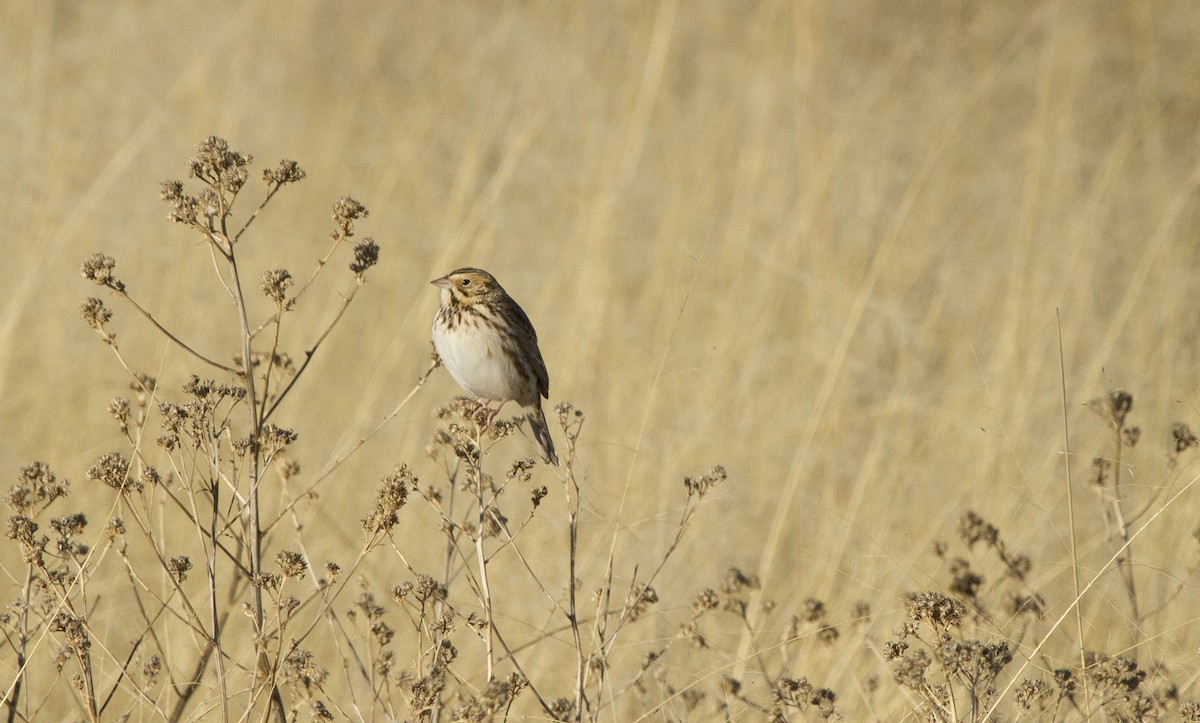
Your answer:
[431,267,558,465]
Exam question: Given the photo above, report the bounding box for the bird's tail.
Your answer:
[525,404,559,466]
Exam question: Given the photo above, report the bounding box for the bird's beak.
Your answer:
[431,276,452,289]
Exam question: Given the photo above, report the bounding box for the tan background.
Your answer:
[4,1,1200,716]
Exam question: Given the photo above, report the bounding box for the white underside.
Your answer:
[432,319,536,404]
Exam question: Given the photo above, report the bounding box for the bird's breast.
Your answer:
[432,312,535,403]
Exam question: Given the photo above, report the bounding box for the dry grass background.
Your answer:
[4,1,1200,719]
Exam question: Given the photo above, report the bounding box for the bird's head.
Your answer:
[431,267,503,306]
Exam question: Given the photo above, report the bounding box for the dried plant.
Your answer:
[12,136,1200,723]
[6,136,732,723]
[6,136,390,722]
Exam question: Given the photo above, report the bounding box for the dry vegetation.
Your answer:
[4,2,1200,721]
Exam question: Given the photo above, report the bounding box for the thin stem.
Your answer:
[233,181,284,244]
[209,472,230,723]
[113,291,239,374]
[261,282,361,424]
[258,304,286,423]
[472,422,496,682]
[3,564,34,723]
[563,450,585,717]
[1110,421,1140,651]
[223,228,281,721]
[1057,312,1089,699]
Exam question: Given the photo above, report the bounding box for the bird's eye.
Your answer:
[460,278,471,287]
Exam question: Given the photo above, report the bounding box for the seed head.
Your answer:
[261,268,294,307]
[262,159,306,186]
[87,452,142,494]
[167,555,192,582]
[80,254,125,292]
[350,238,380,277]
[80,298,114,339]
[188,136,252,194]
[361,465,413,535]
[332,196,368,237]
[276,550,307,579]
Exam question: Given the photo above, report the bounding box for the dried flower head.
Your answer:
[263,159,306,186]
[332,196,368,237]
[959,511,999,548]
[1182,701,1200,722]
[801,598,826,623]
[143,655,162,682]
[80,253,125,292]
[361,465,414,534]
[1016,678,1053,711]
[310,700,333,722]
[50,612,90,653]
[948,558,983,603]
[131,374,157,397]
[50,512,87,542]
[817,625,839,646]
[254,572,282,590]
[720,567,761,595]
[810,688,837,719]
[1089,389,1134,430]
[87,452,142,494]
[106,516,126,539]
[889,646,930,689]
[283,647,328,694]
[107,397,131,433]
[391,582,413,603]
[257,424,298,456]
[679,621,707,648]
[549,698,575,720]
[774,677,814,709]
[1085,653,1145,692]
[160,179,204,225]
[188,136,252,194]
[625,584,658,622]
[935,638,1012,686]
[5,515,40,551]
[1173,423,1198,454]
[350,238,380,277]
[683,465,727,497]
[883,640,909,661]
[1054,667,1076,694]
[276,550,307,580]
[9,462,70,513]
[506,458,535,486]
[182,377,226,401]
[908,591,965,631]
[157,402,188,451]
[451,675,526,721]
[412,574,446,604]
[261,268,294,307]
[276,456,301,481]
[140,466,163,488]
[167,555,192,582]
[693,588,720,614]
[80,298,114,339]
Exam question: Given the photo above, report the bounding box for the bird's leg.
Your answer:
[476,399,502,430]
